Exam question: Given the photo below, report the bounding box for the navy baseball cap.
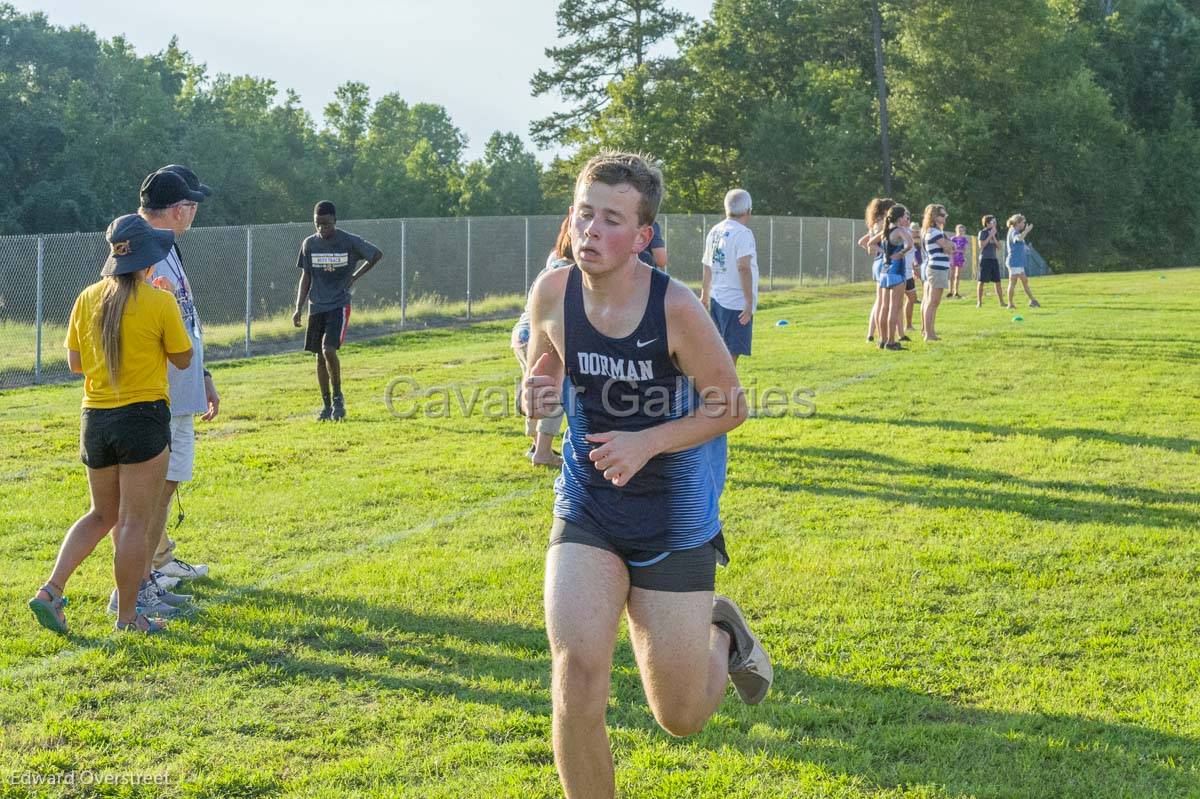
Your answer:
[159,164,212,199]
[101,215,175,276]
[140,170,205,210]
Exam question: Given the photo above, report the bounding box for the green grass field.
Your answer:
[1,269,1198,798]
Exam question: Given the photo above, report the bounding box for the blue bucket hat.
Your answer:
[159,164,212,199]
[101,214,175,276]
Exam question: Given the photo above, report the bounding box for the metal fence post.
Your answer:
[400,220,407,326]
[799,219,804,285]
[768,216,775,291]
[826,218,832,285]
[466,217,472,320]
[34,236,44,383]
[524,217,530,292]
[244,227,253,357]
[851,221,856,283]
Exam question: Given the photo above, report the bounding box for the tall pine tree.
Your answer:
[530,0,690,147]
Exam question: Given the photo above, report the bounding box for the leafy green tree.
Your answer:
[459,132,543,215]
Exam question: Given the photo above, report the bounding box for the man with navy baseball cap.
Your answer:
[159,164,213,199]
[123,166,219,612]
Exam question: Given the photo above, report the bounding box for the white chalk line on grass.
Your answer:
[2,484,540,684]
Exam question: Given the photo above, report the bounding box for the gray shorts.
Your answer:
[549,518,728,592]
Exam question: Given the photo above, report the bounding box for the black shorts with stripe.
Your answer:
[549,517,728,592]
[305,305,351,353]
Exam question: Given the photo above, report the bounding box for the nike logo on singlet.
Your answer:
[575,352,655,382]
[636,338,657,348]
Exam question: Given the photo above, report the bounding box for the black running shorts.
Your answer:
[305,305,350,353]
[549,517,728,592]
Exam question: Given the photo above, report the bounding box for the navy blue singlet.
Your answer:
[553,266,726,551]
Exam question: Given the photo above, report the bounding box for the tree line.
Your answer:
[4,1,1200,271]
[534,0,1200,271]
[0,4,546,235]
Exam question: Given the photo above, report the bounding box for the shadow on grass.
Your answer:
[815,412,1200,455]
[1021,333,1200,364]
[733,443,1198,529]
[180,586,1199,797]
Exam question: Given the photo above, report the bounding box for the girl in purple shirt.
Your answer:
[949,225,968,298]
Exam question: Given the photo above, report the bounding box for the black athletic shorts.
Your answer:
[905,277,916,291]
[305,305,351,353]
[978,258,1002,283]
[80,399,170,469]
[549,517,729,592]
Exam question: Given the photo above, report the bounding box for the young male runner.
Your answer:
[524,152,771,799]
[292,201,383,421]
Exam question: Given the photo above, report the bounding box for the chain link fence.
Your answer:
[3,213,1045,389]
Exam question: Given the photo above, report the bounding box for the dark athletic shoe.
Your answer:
[713,595,772,705]
[316,405,332,422]
[331,395,346,421]
[885,342,905,351]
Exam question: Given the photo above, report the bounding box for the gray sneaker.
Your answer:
[108,582,190,616]
[148,576,192,607]
[712,595,773,705]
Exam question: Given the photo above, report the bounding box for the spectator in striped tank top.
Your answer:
[921,204,952,341]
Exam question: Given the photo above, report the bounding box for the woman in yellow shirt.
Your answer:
[29,215,193,635]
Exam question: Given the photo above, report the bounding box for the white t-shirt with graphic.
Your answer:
[702,218,758,312]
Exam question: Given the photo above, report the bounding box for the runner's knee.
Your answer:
[552,648,611,713]
[649,698,711,737]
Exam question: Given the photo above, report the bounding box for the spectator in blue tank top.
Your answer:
[1005,214,1042,309]
[522,152,772,799]
[636,220,668,269]
[858,197,894,344]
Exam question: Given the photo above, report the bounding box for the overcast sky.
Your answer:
[11,0,715,162]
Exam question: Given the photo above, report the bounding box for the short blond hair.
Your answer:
[1007,214,1025,227]
[574,151,664,226]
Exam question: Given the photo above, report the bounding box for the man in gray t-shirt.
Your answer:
[292,201,383,421]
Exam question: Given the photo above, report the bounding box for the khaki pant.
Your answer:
[153,530,176,569]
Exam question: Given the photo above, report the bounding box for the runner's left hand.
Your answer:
[585,431,653,487]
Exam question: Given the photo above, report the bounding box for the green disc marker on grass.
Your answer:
[1012,315,1024,322]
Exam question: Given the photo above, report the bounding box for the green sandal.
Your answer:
[114,613,166,634]
[29,583,68,635]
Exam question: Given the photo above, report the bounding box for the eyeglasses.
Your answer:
[171,201,198,210]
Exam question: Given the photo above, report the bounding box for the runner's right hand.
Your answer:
[523,352,561,420]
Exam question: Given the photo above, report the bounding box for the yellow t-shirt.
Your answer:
[65,279,193,409]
